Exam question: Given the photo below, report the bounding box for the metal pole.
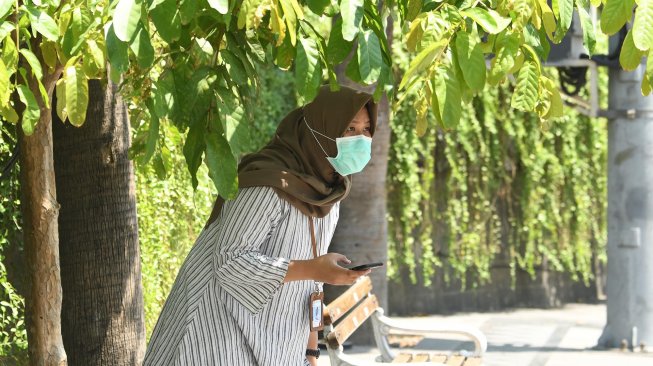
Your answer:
[598,31,653,350]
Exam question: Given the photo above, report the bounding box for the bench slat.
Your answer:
[411,353,430,362]
[430,354,448,363]
[392,353,413,363]
[323,276,373,325]
[326,294,378,348]
[445,355,465,366]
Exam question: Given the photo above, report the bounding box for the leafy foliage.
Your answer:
[388,27,609,285]
[0,0,649,198]
[388,81,607,286]
[0,123,28,363]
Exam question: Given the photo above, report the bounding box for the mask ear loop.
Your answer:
[304,116,335,157]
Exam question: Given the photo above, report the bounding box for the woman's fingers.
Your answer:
[313,253,374,285]
[333,253,351,265]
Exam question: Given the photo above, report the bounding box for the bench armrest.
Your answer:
[371,310,487,357]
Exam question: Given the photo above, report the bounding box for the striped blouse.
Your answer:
[143,186,340,365]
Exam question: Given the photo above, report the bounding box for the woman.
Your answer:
[143,84,378,366]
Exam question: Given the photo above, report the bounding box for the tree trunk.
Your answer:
[52,79,146,365]
[326,14,393,345]
[17,77,67,364]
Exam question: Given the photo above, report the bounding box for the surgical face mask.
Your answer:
[304,117,372,176]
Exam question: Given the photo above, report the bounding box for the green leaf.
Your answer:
[511,60,540,111]
[64,62,88,127]
[221,49,248,85]
[279,0,297,45]
[205,122,238,198]
[25,5,59,41]
[642,72,651,96]
[620,29,645,71]
[0,0,13,20]
[327,17,353,65]
[16,85,40,135]
[55,78,67,122]
[178,0,198,24]
[537,0,556,40]
[141,98,160,164]
[113,0,141,42]
[152,151,168,179]
[0,59,9,107]
[130,23,155,69]
[488,32,520,85]
[150,0,181,43]
[71,7,91,41]
[643,50,653,95]
[523,24,549,61]
[407,0,422,22]
[19,49,42,80]
[82,39,105,77]
[554,0,574,42]
[399,39,448,90]
[460,8,511,35]
[307,0,330,14]
[0,103,18,123]
[363,0,391,65]
[1,35,17,73]
[406,16,424,52]
[633,0,653,51]
[454,31,485,91]
[186,67,217,129]
[40,40,58,70]
[344,51,362,83]
[576,0,596,55]
[341,0,364,41]
[415,98,427,136]
[0,22,15,43]
[227,33,256,77]
[36,76,49,109]
[542,77,563,118]
[105,23,129,74]
[295,36,322,103]
[357,30,382,85]
[274,34,296,70]
[433,62,462,129]
[183,120,206,189]
[600,0,634,36]
[207,0,228,14]
[223,103,249,156]
[152,71,176,119]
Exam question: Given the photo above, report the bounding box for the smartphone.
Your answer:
[349,262,384,271]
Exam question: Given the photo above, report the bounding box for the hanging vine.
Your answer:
[388,67,607,288]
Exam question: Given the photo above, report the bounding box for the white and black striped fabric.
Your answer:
[143,186,339,365]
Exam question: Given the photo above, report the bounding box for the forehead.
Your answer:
[350,108,370,123]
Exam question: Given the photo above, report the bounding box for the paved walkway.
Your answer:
[318,303,653,366]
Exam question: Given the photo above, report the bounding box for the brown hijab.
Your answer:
[205,84,378,226]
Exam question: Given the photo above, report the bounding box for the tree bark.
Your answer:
[17,75,67,364]
[326,14,393,345]
[52,79,146,365]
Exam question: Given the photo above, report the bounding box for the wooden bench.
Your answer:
[322,276,487,366]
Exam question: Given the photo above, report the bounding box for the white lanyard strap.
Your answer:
[304,116,334,157]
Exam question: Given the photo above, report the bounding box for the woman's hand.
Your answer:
[310,253,371,285]
[284,253,371,285]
